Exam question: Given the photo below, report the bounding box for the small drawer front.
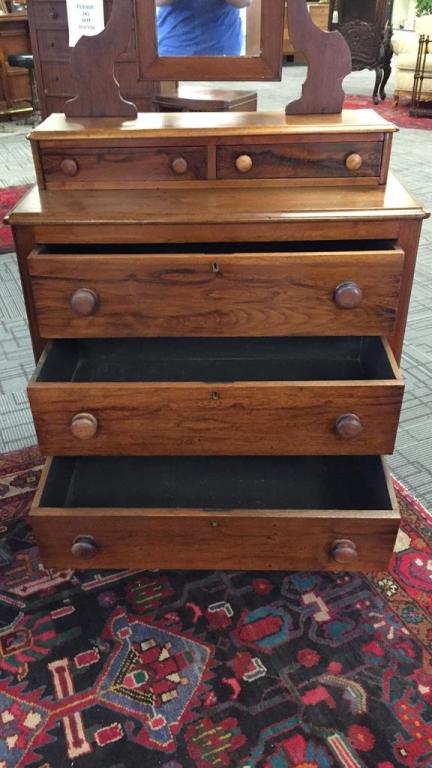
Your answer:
[28,248,404,338]
[30,456,400,571]
[32,2,68,28]
[37,30,70,61]
[29,338,403,456]
[217,141,383,180]
[40,147,208,187]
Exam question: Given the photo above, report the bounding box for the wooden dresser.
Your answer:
[8,108,428,572]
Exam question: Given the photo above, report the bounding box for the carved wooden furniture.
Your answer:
[27,0,159,118]
[329,0,394,104]
[283,1,329,61]
[0,11,32,116]
[6,0,429,572]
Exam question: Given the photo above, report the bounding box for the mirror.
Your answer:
[155,0,261,57]
[135,0,285,80]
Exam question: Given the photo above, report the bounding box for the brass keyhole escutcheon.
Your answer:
[212,391,220,401]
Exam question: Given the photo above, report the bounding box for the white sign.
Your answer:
[66,0,105,48]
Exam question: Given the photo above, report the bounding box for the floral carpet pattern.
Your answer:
[0,185,31,254]
[0,447,431,768]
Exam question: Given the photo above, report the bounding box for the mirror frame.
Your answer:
[134,0,285,81]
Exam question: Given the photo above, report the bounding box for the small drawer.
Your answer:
[37,30,70,61]
[217,141,383,180]
[39,146,208,187]
[29,337,403,456]
[32,2,68,28]
[30,455,400,571]
[28,241,404,338]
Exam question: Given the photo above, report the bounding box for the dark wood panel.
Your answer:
[28,337,403,456]
[217,141,383,179]
[28,249,405,338]
[30,455,399,571]
[41,147,208,187]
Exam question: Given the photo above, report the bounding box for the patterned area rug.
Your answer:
[0,185,31,254]
[344,94,432,130]
[0,447,431,768]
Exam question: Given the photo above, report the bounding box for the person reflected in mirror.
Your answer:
[156,0,253,56]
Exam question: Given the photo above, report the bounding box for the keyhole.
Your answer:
[212,262,220,273]
[212,391,220,401]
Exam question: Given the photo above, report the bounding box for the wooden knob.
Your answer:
[60,158,79,177]
[235,154,253,173]
[70,413,98,440]
[334,281,363,309]
[345,153,363,172]
[70,288,99,316]
[171,157,188,175]
[71,535,98,560]
[48,8,59,19]
[335,413,363,439]
[331,539,358,564]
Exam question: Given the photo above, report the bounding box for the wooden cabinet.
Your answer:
[0,12,31,113]
[27,0,159,117]
[8,110,428,572]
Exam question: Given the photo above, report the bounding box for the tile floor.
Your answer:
[1,66,431,507]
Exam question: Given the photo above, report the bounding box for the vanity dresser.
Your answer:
[7,0,428,572]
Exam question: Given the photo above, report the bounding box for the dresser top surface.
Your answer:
[30,110,397,142]
[8,174,428,227]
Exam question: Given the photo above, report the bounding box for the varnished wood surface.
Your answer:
[30,110,397,141]
[7,174,428,227]
[216,141,383,180]
[31,507,400,571]
[28,380,403,456]
[28,249,405,338]
[30,455,399,571]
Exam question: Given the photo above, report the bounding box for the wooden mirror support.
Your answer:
[65,0,137,119]
[64,0,352,118]
[285,0,352,114]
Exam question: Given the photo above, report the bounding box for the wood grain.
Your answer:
[28,379,403,456]
[217,141,383,180]
[64,0,137,118]
[28,249,405,338]
[285,0,352,114]
[42,146,208,187]
[30,506,400,571]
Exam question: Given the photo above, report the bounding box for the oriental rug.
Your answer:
[0,446,431,767]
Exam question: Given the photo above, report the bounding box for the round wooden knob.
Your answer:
[60,158,79,177]
[70,288,99,316]
[235,154,253,173]
[70,413,98,441]
[345,153,363,172]
[331,539,358,564]
[335,413,363,439]
[334,281,363,309]
[71,535,98,560]
[171,157,188,175]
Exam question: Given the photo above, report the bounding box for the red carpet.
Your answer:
[0,185,31,254]
[0,446,431,767]
[345,93,432,130]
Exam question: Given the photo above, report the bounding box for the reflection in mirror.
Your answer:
[155,0,261,57]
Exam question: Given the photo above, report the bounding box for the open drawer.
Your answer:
[30,455,400,571]
[29,337,404,456]
[28,240,404,338]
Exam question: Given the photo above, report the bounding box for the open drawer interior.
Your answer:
[39,455,395,512]
[35,337,398,384]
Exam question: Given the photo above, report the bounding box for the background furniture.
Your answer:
[153,85,258,113]
[329,0,394,103]
[284,1,329,60]
[7,52,39,122]
[392,14,432,103]
[27,0,159,118]
[411,33,432,116]
[0,10,31,116]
